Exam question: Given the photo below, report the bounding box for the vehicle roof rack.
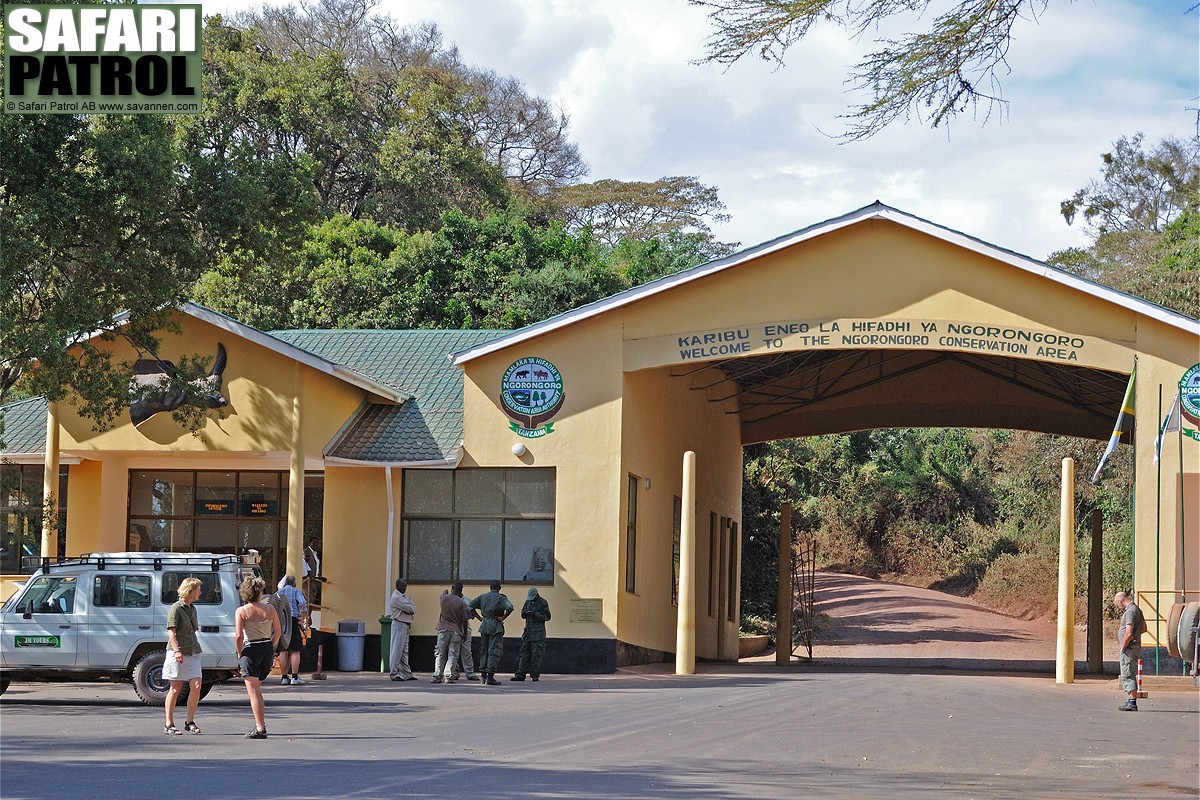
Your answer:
[22,553,244,574]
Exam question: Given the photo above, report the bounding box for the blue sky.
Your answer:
[195,0,1198,261]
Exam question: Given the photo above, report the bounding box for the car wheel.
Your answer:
[0,678,9,696]
[198,682,213,701]
[132,650,170,706]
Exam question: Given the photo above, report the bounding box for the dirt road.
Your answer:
[789,572,1116,671]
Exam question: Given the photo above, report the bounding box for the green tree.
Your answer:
[1052,133,1199,317]
[553,176,732,248]
[1,114,209,430]
[690,0,1051,140]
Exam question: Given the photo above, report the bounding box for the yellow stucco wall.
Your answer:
[53,313,371,557]
[619,366,743,660]
[1130,323,1200,646]
[458,314,623,644]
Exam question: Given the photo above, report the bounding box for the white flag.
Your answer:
[1153,392,1181,463]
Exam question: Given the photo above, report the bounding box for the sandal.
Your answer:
[184,721,202,734]
[244,728,268,739]
[163,724,182,736]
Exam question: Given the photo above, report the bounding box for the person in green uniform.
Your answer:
[468,581,512,685]
[511,588,551,682]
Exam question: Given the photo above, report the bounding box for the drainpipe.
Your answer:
[385,466,395,609]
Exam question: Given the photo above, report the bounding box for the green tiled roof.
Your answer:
[271,329,506,464]
[0,396,49,456]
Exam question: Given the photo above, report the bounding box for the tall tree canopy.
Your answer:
[0,115,209,429]
[1052,133,1199,317]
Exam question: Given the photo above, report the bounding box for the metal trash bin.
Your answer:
[336,619,366,671]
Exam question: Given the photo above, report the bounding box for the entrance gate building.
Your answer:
[5,203,1197,671]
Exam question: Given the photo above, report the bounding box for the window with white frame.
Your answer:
[401,468,555,584]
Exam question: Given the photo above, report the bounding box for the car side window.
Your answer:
[21,575,78,613]
[93,575,151,608]
[160,572,222,605]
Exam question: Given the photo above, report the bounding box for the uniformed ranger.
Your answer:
[511,588,551,682]
[468,581,513,685]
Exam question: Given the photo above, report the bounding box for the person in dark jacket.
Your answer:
[511,588,551,682]
[468,581,512,685]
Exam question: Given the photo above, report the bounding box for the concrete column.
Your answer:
[286,367,305,581]
[1087,509,1103,673]
[40,401,61,559]
[1056,457,1075,684]
[676,451,696,675]
[776,503,792,666]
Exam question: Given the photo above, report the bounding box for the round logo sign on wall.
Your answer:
[1180,363,1200,426]
[500,357,565,438]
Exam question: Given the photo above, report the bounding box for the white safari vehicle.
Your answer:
[0,552,261,705]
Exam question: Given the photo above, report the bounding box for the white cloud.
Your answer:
[194,0,1198,260]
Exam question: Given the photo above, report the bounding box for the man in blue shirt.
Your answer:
[276,575,309,685]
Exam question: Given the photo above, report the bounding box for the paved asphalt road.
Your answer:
[1,663,1196,800]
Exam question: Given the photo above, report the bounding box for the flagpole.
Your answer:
[1178,399,1186,605]
[1154,385,1162,676]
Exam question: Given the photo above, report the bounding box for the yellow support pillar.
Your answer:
[676,450,696,675]
[286,366,305,581]
[776,503,792,666]
[1057,457,1075,684]
[41,401,60,559]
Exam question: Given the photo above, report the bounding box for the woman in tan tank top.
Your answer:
[234,576,280,739]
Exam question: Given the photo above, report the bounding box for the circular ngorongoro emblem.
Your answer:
[501,357,565,437]
[1180,363,1200,426]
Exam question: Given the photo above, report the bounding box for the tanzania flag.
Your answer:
[1092,366,1136,483]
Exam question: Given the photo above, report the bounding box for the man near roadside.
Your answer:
[468,580,512,685]
[388,579,417,682]
[511,587,551,682]
[276,575,308,686]
[432,582,471,684]
[1114,591,1147,711]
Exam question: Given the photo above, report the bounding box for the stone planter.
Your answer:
[738,634,769,659]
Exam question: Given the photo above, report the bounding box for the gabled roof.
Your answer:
[178,303,409,403]
[271,329,506,466]
[452,202,1200,365]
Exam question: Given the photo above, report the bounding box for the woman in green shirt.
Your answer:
[164,577,203,735]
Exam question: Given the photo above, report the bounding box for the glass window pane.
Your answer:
[94,575,151,608]
[403,470,452,515]
[130,518,193,553]
[238,520,281,584]
[458,519,502,581]
[238,472,280,518]
[195,472,236,516]
[161,572,223,605]
[455,470,505,514]
[304,473,324,519]
[505,469,555,515]
[194,519,237,555]
[404,519,452,581]
[130,472,193,517]
[503,519,554,583]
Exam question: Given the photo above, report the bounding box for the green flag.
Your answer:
[1092,366,1136,483]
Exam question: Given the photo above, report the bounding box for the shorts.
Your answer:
[163,651,202,682]
[286,618,303,652]
[239,640,275,681]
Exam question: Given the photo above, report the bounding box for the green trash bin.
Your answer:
[378,615,391,673]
